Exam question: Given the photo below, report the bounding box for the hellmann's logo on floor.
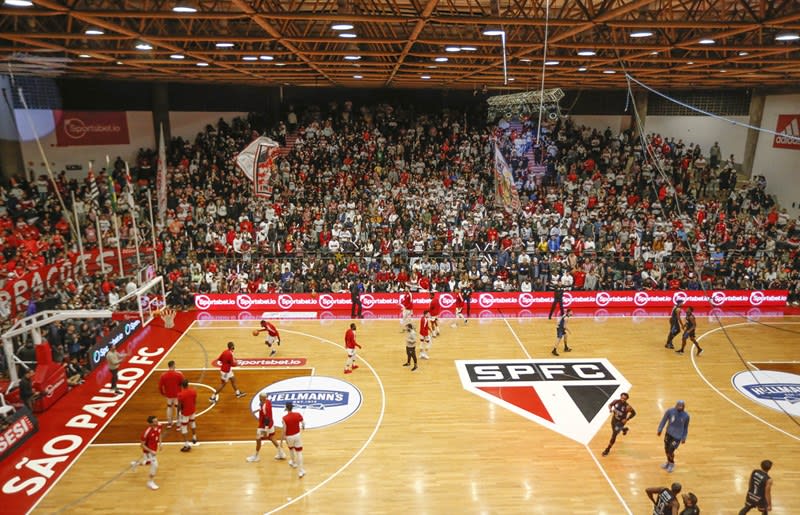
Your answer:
[266,390,349,409]
[250,376,362,430]
[733,370,800,416]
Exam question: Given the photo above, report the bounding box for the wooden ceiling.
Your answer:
[1,0,799,90]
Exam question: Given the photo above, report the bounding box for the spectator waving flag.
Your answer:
[493,145,521,213]
[157,123,167,224]
[87,162,100,213]
[124,161,136,213]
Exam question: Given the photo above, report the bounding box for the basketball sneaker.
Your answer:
[420,352,429,360]
[622,427,629,436]
[676,350,684,355]
[147,481,159,490]
[270,349,277,357]
[130,460,139,470]
[235,391,247,398]
[660,462,670,470]
[601,449,610,457]
[192,438,198,445]
[180,445,191,453]
[551,349,559,356]
[298,469,306,478]
[288,461,298,468]
[344,369,352,374]
[666,463,675,473]
[411,365,417,371]
[246,455,260,462]
[275,453,286,460]
[564,347,572,352]
[697,349,704,356]
[352,364,359,370]
[209,395,218,403]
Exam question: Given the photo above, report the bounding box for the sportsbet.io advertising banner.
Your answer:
[87,319,142,370]
[194,290,787,312]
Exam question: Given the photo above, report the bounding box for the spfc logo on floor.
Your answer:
[455,359,631,444]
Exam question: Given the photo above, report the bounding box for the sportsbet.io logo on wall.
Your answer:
[456,359,631,444]
[732,370,800,416]
[250,376,363,429]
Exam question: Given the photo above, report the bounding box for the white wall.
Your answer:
[14,110,249,179]
[645,115,750,162]
[752,93,800,217]
[15,110,153,179]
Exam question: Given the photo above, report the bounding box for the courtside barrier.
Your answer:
[194,290,788,312]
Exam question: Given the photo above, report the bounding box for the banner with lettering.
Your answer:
[53,111,130,147]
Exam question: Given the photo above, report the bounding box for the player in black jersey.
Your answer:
[665,300,684,349]
[647,482,681,515]
[677,306,703,356]
[551,309,572,356]
[739,460,773,514]
[602,392,636,456]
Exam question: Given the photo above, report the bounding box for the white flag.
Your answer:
[235,136,279,181]
[156,123,167,224]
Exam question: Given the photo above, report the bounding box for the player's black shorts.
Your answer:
[664,433,681,453]
[744,494,768,511]
[557,329,566,338]
[611,418,625,433]
[683,329,696,339]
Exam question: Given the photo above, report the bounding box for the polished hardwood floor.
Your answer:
[34,314,800,514]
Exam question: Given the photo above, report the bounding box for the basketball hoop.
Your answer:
[159,308,176,329]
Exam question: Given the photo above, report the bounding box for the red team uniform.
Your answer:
[177,387,197,427]
[260,321,281,356]
[217,349,236,380]
[159,370,184,400]
[257,398,276,438]
[282,406,306,477]
[141,424,162,455]
[344,324,361,374]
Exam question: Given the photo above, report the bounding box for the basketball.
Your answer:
[252,330,259,336]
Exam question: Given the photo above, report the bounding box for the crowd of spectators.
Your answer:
[2,99,800,373]
[147,104,800,303]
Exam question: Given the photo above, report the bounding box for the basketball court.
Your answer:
[21,311,800,514]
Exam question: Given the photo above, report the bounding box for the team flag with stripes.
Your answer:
[87,162,100,213]
[493,146,521,213]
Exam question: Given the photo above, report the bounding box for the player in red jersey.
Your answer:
[419,310,431,359]
[399,288,414,328]
[254,320,282,356]
[177,379,198,452]
[210,341,246,402]
[131,415,162,490]
[428,292,441,337]
[246,392,286,462]
[344,322,362,374]
[158,360,184,428]
[450,288,467,328]
[282,402,306,478]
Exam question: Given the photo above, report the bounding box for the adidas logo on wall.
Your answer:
[455,359,631,444]
[773,114,800,150]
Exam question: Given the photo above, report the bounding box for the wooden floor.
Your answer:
[34,314,800,515]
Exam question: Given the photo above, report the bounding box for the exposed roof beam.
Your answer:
[228,0,337,85]
[385,0,439,86]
